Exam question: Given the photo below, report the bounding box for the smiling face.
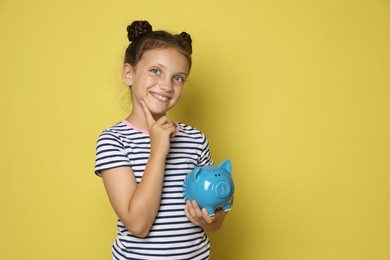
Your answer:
[123,47,190,121]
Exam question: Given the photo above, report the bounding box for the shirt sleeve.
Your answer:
[94,130,131,176]
[198,133,213,167]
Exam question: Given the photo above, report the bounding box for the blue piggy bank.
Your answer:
[183,160,234,216]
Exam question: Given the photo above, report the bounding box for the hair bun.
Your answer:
[179,32,192,45]
[127,20,153,42]
[179,32,192,53]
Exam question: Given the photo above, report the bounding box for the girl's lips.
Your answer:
[150,92,171,102]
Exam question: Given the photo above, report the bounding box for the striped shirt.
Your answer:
[95,120,213,260]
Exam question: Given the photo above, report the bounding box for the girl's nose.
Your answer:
[159,77,173,92]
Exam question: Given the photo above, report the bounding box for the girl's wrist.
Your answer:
[149,149,168,162]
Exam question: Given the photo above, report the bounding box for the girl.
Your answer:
[94,21,228,259]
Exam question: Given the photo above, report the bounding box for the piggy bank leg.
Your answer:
[205,206,216,216]
[222,203,232,212]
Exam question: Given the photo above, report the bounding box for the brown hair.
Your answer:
[124,21,193,69]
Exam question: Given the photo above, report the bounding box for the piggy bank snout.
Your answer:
[215,181,232,199]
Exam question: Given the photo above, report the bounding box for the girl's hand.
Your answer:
[185,200,228,232]
[184,200,215,227]
[140,100,177,157]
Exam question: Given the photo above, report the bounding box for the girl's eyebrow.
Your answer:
[154,62,166,68]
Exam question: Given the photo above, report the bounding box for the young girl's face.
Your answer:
[125,47,190,118]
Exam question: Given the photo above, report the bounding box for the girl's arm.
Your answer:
[101,151,166,238]
[101,101,177,238]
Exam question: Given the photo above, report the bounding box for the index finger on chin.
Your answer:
[140,100,155,126]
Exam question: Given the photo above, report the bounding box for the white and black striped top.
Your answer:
[95,120,213,260]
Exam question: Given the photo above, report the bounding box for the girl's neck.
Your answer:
[125,112,147,132]
[125,109,166,131]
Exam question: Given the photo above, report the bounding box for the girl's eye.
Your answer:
[174,76,185,84]
[150,68,160,75]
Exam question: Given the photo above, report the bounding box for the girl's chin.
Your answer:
[145,107,168,118]
[135,98,175,117]
[146,102,172,113]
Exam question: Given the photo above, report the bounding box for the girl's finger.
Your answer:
[140,100,155,127]
[190,200,203,218]
[156,118,177,137]
[184,205,199,225]
[202,208,215,224]
[186,200,197,217]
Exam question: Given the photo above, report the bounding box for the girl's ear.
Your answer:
[122,63,134,86]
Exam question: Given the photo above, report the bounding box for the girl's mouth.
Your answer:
[150,92,170,102]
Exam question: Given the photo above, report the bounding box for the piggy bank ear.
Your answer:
[218,160,232,174]
[192,167,202,181]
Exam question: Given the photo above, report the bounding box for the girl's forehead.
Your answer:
[141,48,190,72]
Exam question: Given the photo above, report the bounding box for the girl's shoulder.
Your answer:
[177,122,201,133]
[176,122,207,139]
[99,121,129,136]
[102,121,127,132]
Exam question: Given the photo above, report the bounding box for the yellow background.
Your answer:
[1,0,389,259]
